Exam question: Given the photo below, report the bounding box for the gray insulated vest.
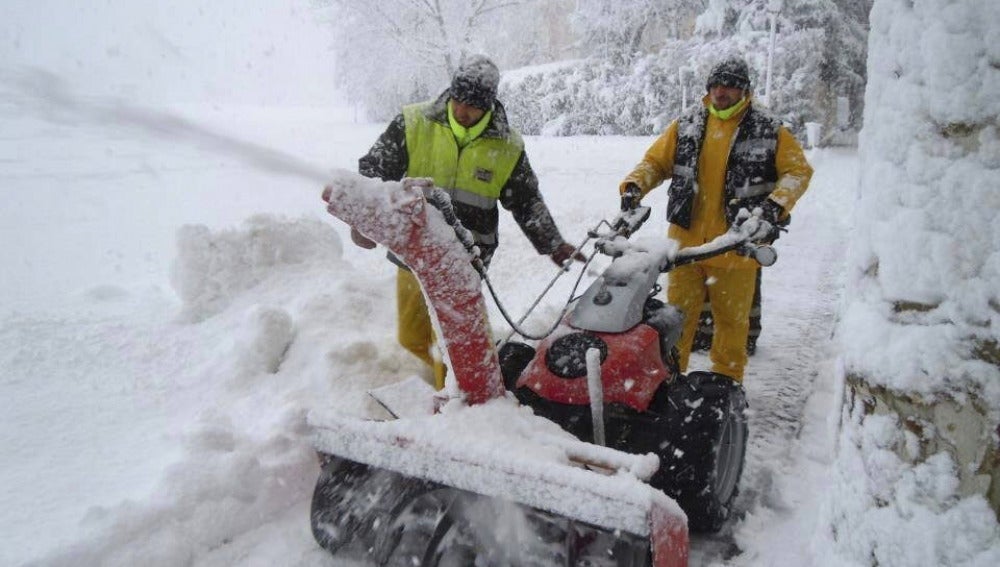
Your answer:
[667,105,780,229]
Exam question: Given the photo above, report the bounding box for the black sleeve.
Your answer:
[499,151,566,255]
[358,114,408,181]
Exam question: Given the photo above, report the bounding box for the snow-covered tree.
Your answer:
[571,0,703,62]
[571,0,657,63]
[723,0,871,140]
[497,0,869,140]
[490,0,578,67]
[322,0,527,119]
[780,0,873,142]
[829,0,1000,565]
[695,0,737,37]
[321,0,873,139]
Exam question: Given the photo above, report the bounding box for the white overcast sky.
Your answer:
[1,0,340,105]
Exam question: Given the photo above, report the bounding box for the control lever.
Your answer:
[610,206,651,238]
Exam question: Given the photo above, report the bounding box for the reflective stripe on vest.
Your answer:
[439,186,497,210]
[733,138,777,156]
[733,181,776,199]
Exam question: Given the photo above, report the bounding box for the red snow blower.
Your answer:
[310,175,777,566]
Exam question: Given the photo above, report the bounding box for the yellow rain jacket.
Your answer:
[619,95,813,380]
[621,95,813,269]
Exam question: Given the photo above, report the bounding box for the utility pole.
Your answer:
[679,66,691,112]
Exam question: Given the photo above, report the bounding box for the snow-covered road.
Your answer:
[1,103,855,566]
[720,149,854,566]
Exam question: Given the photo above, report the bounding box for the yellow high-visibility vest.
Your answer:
[402,101,523,210]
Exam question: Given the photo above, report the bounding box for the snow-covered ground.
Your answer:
[1,89,857,566]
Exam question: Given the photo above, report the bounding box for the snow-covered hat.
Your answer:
[449,55,500,111]
[706,57,751,91]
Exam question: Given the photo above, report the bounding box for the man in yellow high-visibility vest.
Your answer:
[353,55,583,388]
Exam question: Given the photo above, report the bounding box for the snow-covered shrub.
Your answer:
[500,32,826,139]
[826,385,1000,567]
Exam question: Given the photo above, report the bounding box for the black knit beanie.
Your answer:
[449,55,500,111]
[706,57,751,91]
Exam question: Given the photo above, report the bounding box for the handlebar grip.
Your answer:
[744,244,777,266]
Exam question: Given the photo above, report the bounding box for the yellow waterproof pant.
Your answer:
[668,263,757,381]
[396,268,446,389]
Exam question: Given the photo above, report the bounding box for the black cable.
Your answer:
[425,188,621,342]
[480,250,598,341]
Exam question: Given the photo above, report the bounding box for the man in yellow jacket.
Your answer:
[619,57,813,382]
[354,55,584,389]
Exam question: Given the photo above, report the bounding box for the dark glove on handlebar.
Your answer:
[621,183,642,211]
[759,199,783,224]
[758,199,788,244]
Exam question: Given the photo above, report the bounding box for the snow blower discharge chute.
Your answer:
[310,175,778,566]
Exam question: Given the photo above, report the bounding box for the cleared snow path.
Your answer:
[691,149,856,566]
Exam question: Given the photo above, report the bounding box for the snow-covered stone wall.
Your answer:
[842,0,1000,403]
[827,0,1000,565]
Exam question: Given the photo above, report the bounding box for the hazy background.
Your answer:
[1,0,340,106]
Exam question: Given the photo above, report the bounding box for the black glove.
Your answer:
[621,183,642,211]
[350,227,377,249]
[757,199,788,244]
[759,199,783,224]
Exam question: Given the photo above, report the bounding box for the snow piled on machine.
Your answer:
[311,395,681,537]
[310,173,686,542]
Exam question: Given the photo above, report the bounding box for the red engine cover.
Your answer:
[515,324,671,412]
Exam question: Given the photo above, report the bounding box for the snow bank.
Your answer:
[821,401,1000,567]
[31,211,415,566]
[171,214,343,321]
[230,305,295,375]
[38,412,318,567]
